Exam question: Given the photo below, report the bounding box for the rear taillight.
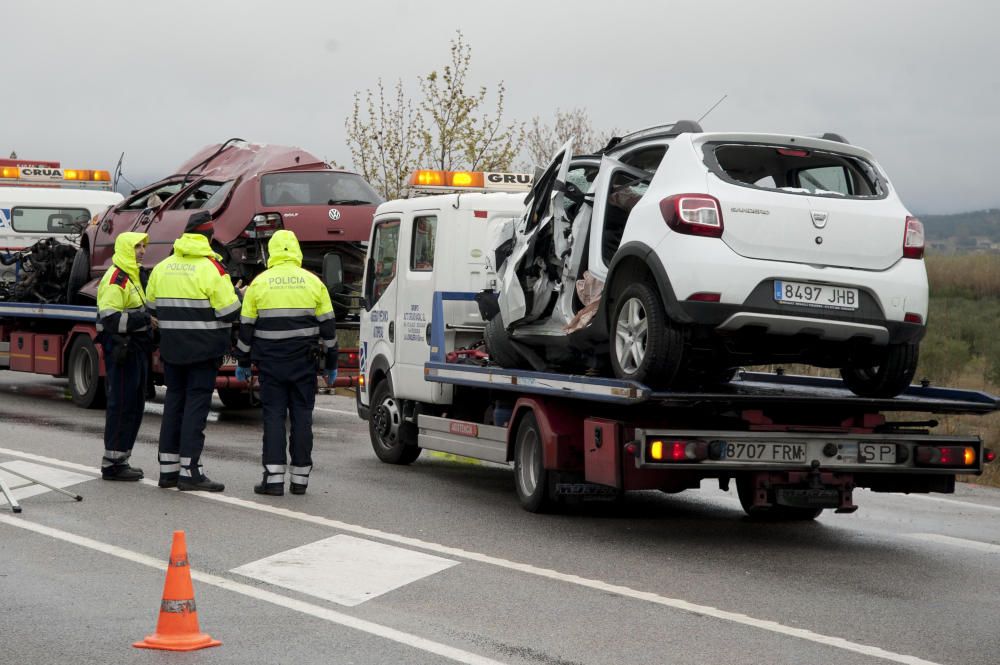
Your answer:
[648,438,709,462]
[687,292,721,302]
[660,194,724,238]
[242,213,283,239]
[914,445,976,467]
[903,216,924,259]
[985,449,996,464]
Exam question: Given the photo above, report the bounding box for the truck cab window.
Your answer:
[371,220,400,303]
[11,206,89,233]
[410,216,437,271]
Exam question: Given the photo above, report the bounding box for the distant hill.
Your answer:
[919,209,1000,252]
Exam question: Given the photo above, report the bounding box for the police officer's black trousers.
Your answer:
[158,358,218,482]
[102,344,148,472]
[258,357,316,488]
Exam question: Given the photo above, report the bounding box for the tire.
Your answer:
[66,248,90,305]
[369,379,421,464]
[736,476,823,521]
[484,313,525,369]
[840,343,919,398]
[67,335,105,409]
[513,412,556,513]
[609,282,686,388]
[217,387,252,409]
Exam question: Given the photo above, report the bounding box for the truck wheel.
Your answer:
[484,313,525,369]
[369,380,421,464]
[217,388,252,409]
[513,412,556,513]
[609,282,685,389]
[68,335,105,409]
[736,477,822,521]
[66,248,90,305]
[840,343,919,398]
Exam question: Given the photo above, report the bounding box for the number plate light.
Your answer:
[648,439,708,462]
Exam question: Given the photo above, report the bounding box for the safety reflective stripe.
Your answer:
[289,465,311,474]
[236,339,251,353]
[265,464,286,473]
[98,309,118,319]
[257,308,316,318]
[118,311,129,333]
[240,315,257,324]
[266,474,285,483]
[216,300,241,317]
[322,338,338,349]
[254,327,320,339]
[159,453,181,462]
[95,323,104,332]
[145,301,157,312]
[316,311,335,322]
[290,475,309,485]
[160,463,181,473]
[159,320,232,330]
[154,298,212,308]
[104,450,128,460]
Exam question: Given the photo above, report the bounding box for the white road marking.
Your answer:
[0,447,950,665]
[233,534,458,606]
[0,515,507,665]
[905,533,1000,554]
[894,493,1000,513]
[0,461,91,504]
[313,406,357,416]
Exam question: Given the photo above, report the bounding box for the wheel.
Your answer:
[66,248,90,305]
[67,335,105,409]
[368,379,421,464]
[513,412,556,513]
[840,343,919,397]
[217,387,252,409]
[609,282,685,388]
[736,476,823,521]
[483,313,525,369]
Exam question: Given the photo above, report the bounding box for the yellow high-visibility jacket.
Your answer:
[96,232,152,347]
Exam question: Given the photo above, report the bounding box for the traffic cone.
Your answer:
[133,530,221,651]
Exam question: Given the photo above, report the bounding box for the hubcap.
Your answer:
[516,428,541,495]
[615,297,648,374]
[373,396,400,446]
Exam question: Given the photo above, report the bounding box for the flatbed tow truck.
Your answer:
[356,172,998,519]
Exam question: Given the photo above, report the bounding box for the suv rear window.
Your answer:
[261,172,382,206]
[706,143,885,199]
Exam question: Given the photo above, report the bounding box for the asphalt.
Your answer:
[0,372,998,665]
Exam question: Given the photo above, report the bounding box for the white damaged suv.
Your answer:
[484,121,927,397]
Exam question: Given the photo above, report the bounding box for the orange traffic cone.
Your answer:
[133,530,221,651]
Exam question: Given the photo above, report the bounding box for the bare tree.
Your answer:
[523,108,619,168]
[419,31,522,173]
[344,79,424,200]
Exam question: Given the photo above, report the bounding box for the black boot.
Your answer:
[102,464,144,481]
[254,481,284,496]
[178,474,225,492]
[289,483,307,495]
[158,473,179,489]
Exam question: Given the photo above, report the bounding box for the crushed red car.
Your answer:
[70,139,381,319]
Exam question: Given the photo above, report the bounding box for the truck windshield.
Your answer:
[261,172,382,206]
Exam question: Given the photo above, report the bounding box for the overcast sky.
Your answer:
[4,0,997,214]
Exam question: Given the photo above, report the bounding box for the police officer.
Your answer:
[234,230,338,496]
[146,211,240,492]
[97,232,153,481]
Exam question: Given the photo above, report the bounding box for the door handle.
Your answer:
[388,321,395,342]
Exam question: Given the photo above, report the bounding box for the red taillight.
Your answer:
[687,292,721,302]
[903,216,924,259]
[474,210,488,219]
[241,213,283,239]
[660,194,724,238]
[648,438,709,462]
[904,313,923,324]
[776,148,810,157]
[985,449,996,464]
[914,445,976,467]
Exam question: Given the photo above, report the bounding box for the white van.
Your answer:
[0,186,124,281]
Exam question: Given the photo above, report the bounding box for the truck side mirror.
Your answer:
[322,252,344,292]
[362,256,376,311]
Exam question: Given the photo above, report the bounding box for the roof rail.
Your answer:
[599,120,704,154]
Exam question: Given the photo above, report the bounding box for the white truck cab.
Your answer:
[0,160,122,282]
[358,171,531,414]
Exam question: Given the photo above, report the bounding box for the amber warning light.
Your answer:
[409,170,533,193]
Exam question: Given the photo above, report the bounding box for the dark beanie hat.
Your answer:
[185,211,214,233]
